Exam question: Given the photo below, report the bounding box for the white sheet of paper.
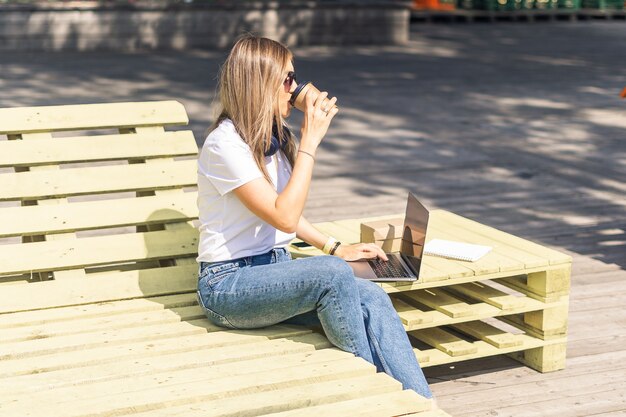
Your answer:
[424,239,492,262]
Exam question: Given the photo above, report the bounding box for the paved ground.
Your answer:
[2,21,625,416]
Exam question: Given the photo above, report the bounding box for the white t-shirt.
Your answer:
[196,119,296,262]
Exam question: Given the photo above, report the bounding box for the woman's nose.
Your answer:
[289,80,298,94]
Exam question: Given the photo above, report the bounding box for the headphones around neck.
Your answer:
[265,124,290,157]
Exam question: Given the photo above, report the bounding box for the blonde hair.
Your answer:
[208,34,297,183]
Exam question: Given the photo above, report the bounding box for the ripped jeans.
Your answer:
[197,247,432,399]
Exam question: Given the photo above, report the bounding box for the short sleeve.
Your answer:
[199,125,263,196]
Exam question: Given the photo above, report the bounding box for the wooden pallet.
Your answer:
[0,294,442,417]
[291,211,572,373]
[0,101,444,417]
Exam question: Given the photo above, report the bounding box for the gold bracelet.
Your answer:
[322,237,337,255]
[298,150,315,161]
[329,241,342,256]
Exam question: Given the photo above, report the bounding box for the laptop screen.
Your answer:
[400,193,429,262]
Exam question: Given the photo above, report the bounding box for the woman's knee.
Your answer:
[358,279,395,311]
[310,255,356,291]
[310,255,352,276]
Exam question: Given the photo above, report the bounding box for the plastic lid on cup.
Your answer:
[289,81,311,106]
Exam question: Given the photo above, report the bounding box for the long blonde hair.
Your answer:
[208,34,297,183]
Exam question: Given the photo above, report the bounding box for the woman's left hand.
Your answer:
[334,243,389,262]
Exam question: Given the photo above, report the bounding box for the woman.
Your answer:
[196,34,432,399]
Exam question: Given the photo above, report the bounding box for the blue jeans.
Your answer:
[197,247,432,399]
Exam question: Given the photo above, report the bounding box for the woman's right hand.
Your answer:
[299,90,338,154]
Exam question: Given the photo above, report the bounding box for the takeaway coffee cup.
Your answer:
[289,81,338,114]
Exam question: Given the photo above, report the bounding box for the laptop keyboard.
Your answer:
[368,256,411,278]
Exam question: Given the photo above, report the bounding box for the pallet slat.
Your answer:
[0,159,196,201]
[265,389,432,417]
[391,297,433,326]
[13,132,88,282]
[411,327,478,357]
[6,346,350,402]
[0,131,197,168]
[450,281,527,310]
[0,318,220,360]
[0,293,197,328]
[0,228,198,276]
[417,335,567,368]
[437,210,572,266]
[3,355,375,417]
[0,101,188,135]
[0,193,198,238]
[1,305,205,343]
[428,222,503,276]
[125,373,401,417]
[400,288,479,318]
[393,290,565,332]
[0,325,313,378]
[0,333,332,396]
[429,211,548,272]
[452,320,524,349]
[0,265,199,314]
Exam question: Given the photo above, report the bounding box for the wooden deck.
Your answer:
[1,22,625,416]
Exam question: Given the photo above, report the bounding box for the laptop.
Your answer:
[348,193,429,282]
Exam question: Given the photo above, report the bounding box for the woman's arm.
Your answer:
[296,216,388,262]
[295,216,332,250]
[233,91,338,233]
[233,155,314,233]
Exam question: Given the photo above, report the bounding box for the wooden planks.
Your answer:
[0,293,198,327]
[401,287,480,318]
[0,265,199,314]
[295,211,572,289]
[5,352,374,413]
[412,327,478,357]
[344,210,572,373]
[437,210,572,267]
[451,281,526,310]
[0,101,188,134]
[10,131,87,282]
[3,97,577,416]
[3,353,378,416]
[289,210,571,374]
[0,297,438,417]
[0,284,440,415]
[0,324,314,378]
[127,373,405,417]
[265,389,433,417]
[1,305,205,343]
[453,321,523,349]
[0,130,197,167]
[0,158,197,201]
[392,284,566,332]
[0,228,199,276]
[0,333,333,396]
[0,192,198,238]
[0,100,435,417]
[416,335,567,368]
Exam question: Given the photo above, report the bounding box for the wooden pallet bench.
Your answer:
[291,211,572,373]
[0,101,445,417]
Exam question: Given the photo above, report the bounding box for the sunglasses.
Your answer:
[283,71,296,90]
